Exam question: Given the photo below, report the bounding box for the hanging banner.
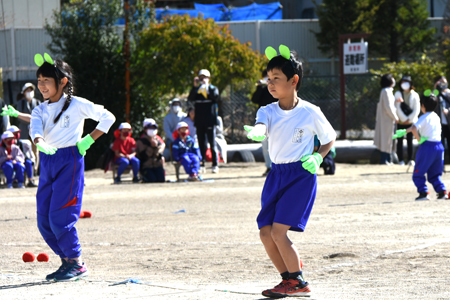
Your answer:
[343,42,368,74]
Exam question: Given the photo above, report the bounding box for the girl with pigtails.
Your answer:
[30,53,115,281]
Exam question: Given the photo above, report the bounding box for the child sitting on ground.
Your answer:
[0,131,26,188]
[112,122,140,183]
[172,122,202,181]
[393,89,448,200]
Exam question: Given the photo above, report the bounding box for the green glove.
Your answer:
[76,134,95,156]
[36,141,57,155]
[392,129,407,139]
[418,136,429,144]
[1,105,19,117]
[244,125,266,142]
[301,153,323,174]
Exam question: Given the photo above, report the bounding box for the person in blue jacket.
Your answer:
[172,122,202,181]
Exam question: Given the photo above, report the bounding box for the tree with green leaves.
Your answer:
[314,0,436,62]
[355,0,435,62]
[132,14,265,114]
[313,0,362,57]
[44,0,153,169]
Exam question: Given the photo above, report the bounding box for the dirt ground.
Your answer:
[1,162,450,300]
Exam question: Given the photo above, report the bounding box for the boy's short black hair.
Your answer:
[380,73,394,88]
[420,93,438,112]
[266,50,303,91]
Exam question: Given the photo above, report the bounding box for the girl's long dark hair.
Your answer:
[36,59,74,123]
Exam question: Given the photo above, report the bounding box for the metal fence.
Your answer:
[221,74,379,143]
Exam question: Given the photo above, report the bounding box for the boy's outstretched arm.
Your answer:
[406,125,421,142]
[317,140,335,158]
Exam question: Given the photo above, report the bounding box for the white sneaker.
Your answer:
[398,161,405,166]
[200,167,206,174]
[407,160,415,167]
[212,166,219,173]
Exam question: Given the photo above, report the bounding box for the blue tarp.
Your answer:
[194,3,227,10]
[229,2,282,21]
[155,2,282,22]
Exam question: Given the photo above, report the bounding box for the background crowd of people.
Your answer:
[374,74,450,166]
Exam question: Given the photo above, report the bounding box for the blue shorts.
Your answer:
[257,161,317,232]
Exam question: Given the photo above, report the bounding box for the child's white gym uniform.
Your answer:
[256,100,335,231]
[31,94,115,259]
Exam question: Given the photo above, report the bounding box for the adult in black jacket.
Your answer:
[251,70,277,176]
[434,75,450,162]
[188,69,220,173]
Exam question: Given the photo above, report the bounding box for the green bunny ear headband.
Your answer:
[34,53,54,67]
[265,44,291,60]
[424,89,439,97]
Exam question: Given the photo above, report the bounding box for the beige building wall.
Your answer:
[0,0,60,29]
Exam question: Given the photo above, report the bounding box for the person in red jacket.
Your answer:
[112,122,140,183]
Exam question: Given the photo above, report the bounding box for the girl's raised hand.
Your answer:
[1,105,19,118]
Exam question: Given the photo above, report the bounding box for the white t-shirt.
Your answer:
[255,100,336,164]
[414,111,441,142]
[30,95,116,148]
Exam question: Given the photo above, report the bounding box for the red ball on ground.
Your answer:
[83,211,92,218]
[37,253,50,262]
[22,252,35,262]
[79,211,85,218]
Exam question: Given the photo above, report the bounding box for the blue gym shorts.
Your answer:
[257,160,317,232]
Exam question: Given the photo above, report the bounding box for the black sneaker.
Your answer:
[54,259,88,282]
[415,192,430,201]
[132,176,140,183]
[437,191,448,200]
[45,259,68,281]
[262,167,271,177]
[114,177,121,184]
[27,180,38,188]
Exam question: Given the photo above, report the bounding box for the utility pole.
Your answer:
[124,0,131,122]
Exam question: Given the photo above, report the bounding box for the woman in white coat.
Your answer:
[394,76,420,165]
[374,74,399,164]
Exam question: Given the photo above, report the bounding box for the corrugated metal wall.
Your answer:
[0,18,445,81]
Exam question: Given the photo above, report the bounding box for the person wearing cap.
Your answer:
[16,83,41,140]
[7,125,37,187]
[0,131,26,188]
[172,121,202,181]
[163,98,187,158]
[188,69,220,173]
[136,118,165,183]
[112,122,140,183]
[394,76,420,166]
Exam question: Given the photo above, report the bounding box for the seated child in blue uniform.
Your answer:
[0,131,26,188]
[8,125,38,187]
[393,89,449,200]
[112,122,140,183]
[172,121,202,181]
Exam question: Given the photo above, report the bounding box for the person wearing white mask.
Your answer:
[136,118,165,183]
[394,76,420,166]
[16,83,41,140]
[15,83,41,173]
[163,98,186,159]
[188,69,220,173]
[374,73,399,165]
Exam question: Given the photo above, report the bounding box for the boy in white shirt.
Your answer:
[245,45,336,298]
[394,90,448,201]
